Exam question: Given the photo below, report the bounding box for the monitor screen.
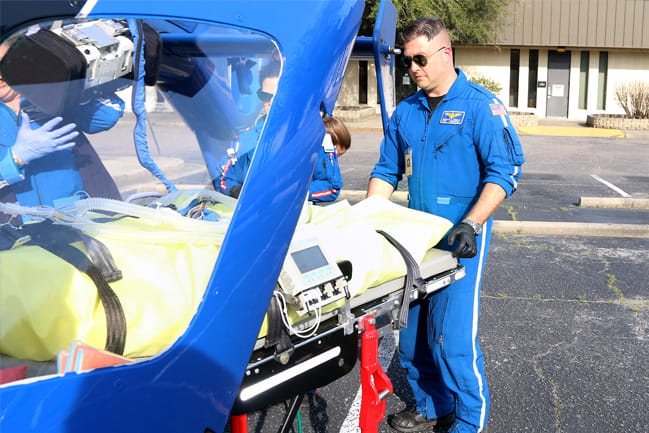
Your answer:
[291,245,328,274]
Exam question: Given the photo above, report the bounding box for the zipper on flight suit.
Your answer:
[416,106,436,208]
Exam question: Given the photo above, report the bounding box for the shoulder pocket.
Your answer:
[503,127,525,164]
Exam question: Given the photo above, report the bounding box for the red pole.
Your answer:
[230,414,248,433]
[358,315,393,433]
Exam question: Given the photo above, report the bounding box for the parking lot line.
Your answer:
[590,174,631,197]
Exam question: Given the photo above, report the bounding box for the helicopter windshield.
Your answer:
[0,17,281,379]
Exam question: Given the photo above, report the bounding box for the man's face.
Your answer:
[0,78,19,104]
[260,76,279,114]
[403,35,449,96]
[0,42,20,104]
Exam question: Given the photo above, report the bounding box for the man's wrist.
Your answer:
[461,218,482,235]
[11,150,25,167]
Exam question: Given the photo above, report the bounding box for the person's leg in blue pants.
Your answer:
[399,298,455,419]
[399,220,493,433]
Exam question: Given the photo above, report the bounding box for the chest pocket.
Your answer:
[433,124,472,156]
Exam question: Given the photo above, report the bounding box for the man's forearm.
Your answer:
[366,177,394,199]
[464,182,506,225]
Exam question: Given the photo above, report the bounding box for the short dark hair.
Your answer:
[259,60,281,83]
[400,17,447,45]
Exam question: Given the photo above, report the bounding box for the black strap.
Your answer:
[77,231,123,282]
[0,222,127,355]
[0,224,30,250]
[264,288,294,357]
[376,229,427,330]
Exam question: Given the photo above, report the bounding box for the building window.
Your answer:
[359,61,368,105]
[509,49,520,108]
[527,50,538,108]
[579,52,589,109]
[597,52,608,110]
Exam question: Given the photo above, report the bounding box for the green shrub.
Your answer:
[468,74,502,94]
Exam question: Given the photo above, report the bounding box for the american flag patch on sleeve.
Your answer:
[490,103,507,116]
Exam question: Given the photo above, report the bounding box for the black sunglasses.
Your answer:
[401,46,447,69]
[257,89,274,103]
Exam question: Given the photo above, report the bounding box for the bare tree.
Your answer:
[615,81,649,119]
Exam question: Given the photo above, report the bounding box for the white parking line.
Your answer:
[339,330,398,433]
[590,174,631,198]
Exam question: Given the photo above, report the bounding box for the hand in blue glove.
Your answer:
[12,112,79,165]
[447,222,477,258]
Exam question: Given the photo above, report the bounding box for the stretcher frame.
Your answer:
[0,247,464,417]
[232,247,465,414]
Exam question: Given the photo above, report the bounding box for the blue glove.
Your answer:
[12,112,79,165]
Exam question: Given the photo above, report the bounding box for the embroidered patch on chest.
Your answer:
[490,103,507,116]
[440,111,465,125]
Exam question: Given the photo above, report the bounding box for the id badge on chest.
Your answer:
[405,148,413,176]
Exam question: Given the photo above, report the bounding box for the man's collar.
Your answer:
[416,68,465,108]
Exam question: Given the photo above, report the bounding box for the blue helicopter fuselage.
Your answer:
[0,1,369,431]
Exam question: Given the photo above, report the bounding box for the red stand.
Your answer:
[230,414,248,433]
[358,315,393,433]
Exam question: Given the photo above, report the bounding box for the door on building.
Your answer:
[546,50,571,117]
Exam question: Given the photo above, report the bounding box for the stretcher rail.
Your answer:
[234,247,464,415]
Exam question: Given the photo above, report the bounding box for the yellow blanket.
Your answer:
[0,196,451,361]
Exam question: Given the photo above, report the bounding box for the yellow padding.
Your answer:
[0,219,221,361]
[1,196,451,361]
[310,196,452,297]
[257,196,452,336]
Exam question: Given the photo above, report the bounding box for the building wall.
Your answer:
[337,61,360,106]
[497,0,649,49]
[340,48,649,122]
[453,46,649,121]
[336,60,378,109]
[455,47,511,106]
[337,0,649,121]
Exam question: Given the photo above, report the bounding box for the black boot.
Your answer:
[388,410,455,432]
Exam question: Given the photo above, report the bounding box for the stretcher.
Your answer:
[0,193,464,427]
[232,243,465,415]
[0,242,464,415]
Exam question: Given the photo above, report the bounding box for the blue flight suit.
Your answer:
[308,145,343,203]
[0,96,124,212]
[370,69,524,432]
[218,149,251,197]
[217,115,265,196]
[219,130,344,203]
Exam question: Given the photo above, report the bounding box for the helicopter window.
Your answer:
[0,17,281,381]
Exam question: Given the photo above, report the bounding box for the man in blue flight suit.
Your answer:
[218,61,280,197]
[367,18,525,433]
[0,74,124,222]
[220,114,350,203]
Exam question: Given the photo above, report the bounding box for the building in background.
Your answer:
[338,0,649,122]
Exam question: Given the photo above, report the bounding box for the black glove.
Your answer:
[447,222,477,258]
[229,184,242,199]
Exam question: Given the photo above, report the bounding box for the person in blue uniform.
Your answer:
[218,61,280,196]
[217,113,266,197]
[0,75,124,222]
[367,18,525,433]
[220,113,351,203]
[307,115,350,203]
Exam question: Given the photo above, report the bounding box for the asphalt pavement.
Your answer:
[235,114,649,433]
[339,113,649,238]
[100,110,648,433]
